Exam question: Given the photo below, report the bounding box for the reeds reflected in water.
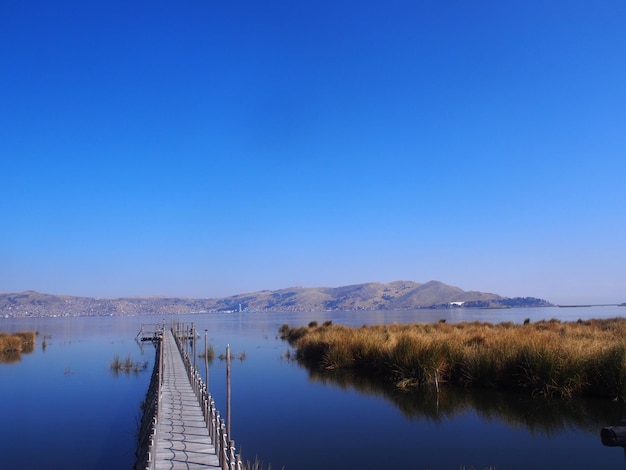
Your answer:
[0,331,36,363]
[280,318,626,400]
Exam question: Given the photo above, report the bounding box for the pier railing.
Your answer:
[136,323,164,342]
[172,322,243,470]
[139,321,242,470]
[137,335,162,470]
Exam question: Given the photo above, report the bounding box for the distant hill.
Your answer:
[0,281,552,318]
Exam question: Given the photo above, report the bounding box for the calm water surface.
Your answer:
[2,306,626,469]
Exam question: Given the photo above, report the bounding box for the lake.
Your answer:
[2,306,626,469]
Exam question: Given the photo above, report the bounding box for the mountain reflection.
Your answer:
[304,366,626,436]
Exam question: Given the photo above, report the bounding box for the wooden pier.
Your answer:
[136,323,197,343]
[136,323,164,342]
[138,324,242,470]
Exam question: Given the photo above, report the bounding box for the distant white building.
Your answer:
[449,301,465,307]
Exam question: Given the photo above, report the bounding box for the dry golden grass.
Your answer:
[0,331,36,353]
[280,318,626,399]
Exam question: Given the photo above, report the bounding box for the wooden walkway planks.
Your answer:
[154,330,220,470]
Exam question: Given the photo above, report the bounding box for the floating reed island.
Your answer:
[279,318,626,400]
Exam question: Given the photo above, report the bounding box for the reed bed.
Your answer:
[110,355,148,373]
[279,318,626,400]
[198,344,215,361]
[0,331,36,353]
[243,457,283,470]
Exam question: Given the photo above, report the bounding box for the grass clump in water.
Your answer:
[110,355,148,374]
[0,331,36,353]
[280,318,626,400]
[243,456,283,470]
[198,344,215,361]
[0,331,36,363]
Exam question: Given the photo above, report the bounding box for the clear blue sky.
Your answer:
[1,1,625,304]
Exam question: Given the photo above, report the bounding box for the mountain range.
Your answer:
[0,280,551,318]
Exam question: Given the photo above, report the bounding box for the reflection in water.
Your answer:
[0,351,22,364]
[41,334,50,352]
[110,363,149,377]
[305,365,626,437]
[2,308,626,469]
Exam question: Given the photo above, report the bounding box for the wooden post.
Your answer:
[192,323,196,372]
[229,440,236,470]
[204,397,209,428]
[219,418,227,470]
[226,344,231,439]
[212,405,218,449]
[158,330,162,390]
[205,329,209,391]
